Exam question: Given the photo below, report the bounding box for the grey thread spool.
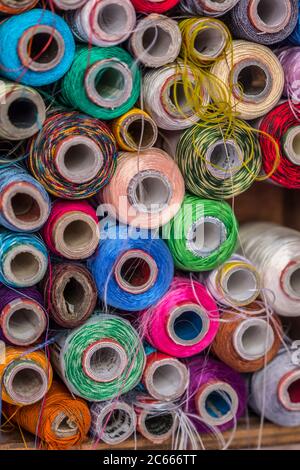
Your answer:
[250,351,300,426]
[229,0,298,45]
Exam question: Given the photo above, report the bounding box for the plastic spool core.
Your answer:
[187,217,227,256]
[100,403,136,444]
[233,318,275,361]
[52,413,78,438]
[114,249,158,294]
[142,26,172,58]
[194,26,226,59]
[168,304,210,346]
[205,140,243,179]
[125,117,158,150]
[148,359,189,401]
[129,170,172,213]
[143,412,174,439]
[278,370,300,411]
[282,263,300,299]
[235,61,270,103]
[83,340,127,382]
[56,136,103,184]
[5,362,48,405]
[4,245,46,287]
[250,0,291,34]
[222,267,258,303]
[85,60,133,108]
[19,26,65,72]
[283,126,300,166]
[197,381,239,426]
[5,301,45,345]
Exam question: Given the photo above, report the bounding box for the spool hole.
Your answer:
[57,415,77,434]
[104,409,132,438]
[169,83,189,112]
[134,176,170,211]
[238,65,267,97]
[226,269,257,302]
[173,311,203,342]
[8,99,37,129]
[11,193,41,223]
[8,307,40,342]
[209,142,241,175]
[152,364,182,398]
[63,220,93,250]
[292,133,300,157]
[194,27,224,57]
[205,390,232,419]
[241,323,271,357]
[12,367,44,400]
[142,26,172,58]
[97,3,128,35]
[127,119,156,149]
[192,221,223,253]
[89,346,122,382]
[120,257,151,288]
[63,277,85,312]
[289,268,300,297]
[95,67,125,101]
[144,413,174,437]
[256,0,288,27]
[287,378,300,404]
[11,252,39,281]
[27,32,59,64]
[63,144,98,177]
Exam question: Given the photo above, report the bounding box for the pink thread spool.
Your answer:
[140,277,219,358]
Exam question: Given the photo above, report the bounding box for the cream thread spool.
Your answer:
[3,244,47,287]
[195,381,239,427]
[90,401,136,445]
[82,340,128,383]
[3,361,49,405]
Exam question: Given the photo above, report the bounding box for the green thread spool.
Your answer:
[165,194,238,272]
[51,313,145,401]
[175,120,262,199]
[61,46,141,120]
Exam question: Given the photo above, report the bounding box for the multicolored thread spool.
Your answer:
[90,400,136,445]
[43,263,97,329]
[0,82,45,141]
[88,223,174,312]
[130,14,181,68]
[5,380,91,450]
[112,108,158,152]
[259,101,300,188]
[211,40,284,120]
[165,195,238,272]
[0,9,75,86]
[206,254,261,307]
[0,284,46,347]
[0,231,48,288]
[43,200,99,260]
[239,223,300,317]
[28,109,117,199]
[212,303,283,373]
[180,0,240,16]
[61,46,141,120]
[0,347,52,406]
[66,0,136,47]
[140,277,219,358]
[101,148,185,229]
[249,351,300,427]
[51,314,145,402]
[185,356,247,433]
[142,352,189,402]
[0,165,51,233]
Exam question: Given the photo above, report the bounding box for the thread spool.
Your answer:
[28,110,117,199]
[186,357,247,432]
[259,101,300,189]
[143,352,189,402]
[51,314,145,401]
[141,277,219,358]
[66,0,136,47]
[0,285,46,347]
[131,0,180,13]
[101,148,184,229]
[206,255,261,307]
[0,9,75,86]
[0,347,52,405]
[0,165,50,233]
[212,303,282,372]
[180,0,240,16]
[54,0,88,9]
[90,401,136,445]
[44,263,97,328]
[4,381,91,450]
[179,18,231,65]
[211,40,284,120]
[143,64,207,130]
[250,351,300,426]
[229,0,298,45]
[166,195,238,272]
[61,46,140,120]
[88,223,174,311]
[135,398,176,444]
[130,14,181,68]
[112,109,158,152]
[0,0,38,14]
[0,82,45,141]
[0,231,48,288]
[239,223,300,317]
[43,201,99,260]
[277,48,300,102]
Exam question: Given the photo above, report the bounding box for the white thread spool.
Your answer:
[1,299,46,346]
[0,82,46,141]
[90,401,136,445]
[144,356,189,401]
[196,381,239,427]
[3,244,47,287]
[3,361,49,405]
[283,126,300,166]
[130,14,181,68]
[52,210,99,260]
[167,304,210,346]
[249,0,291,34]
[233,318,275,361]
[278,369,300,412]
[114,249,158,295]
[82,340,128,382]
[186,216,227,257]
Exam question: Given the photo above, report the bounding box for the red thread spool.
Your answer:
[130,0,180,14]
